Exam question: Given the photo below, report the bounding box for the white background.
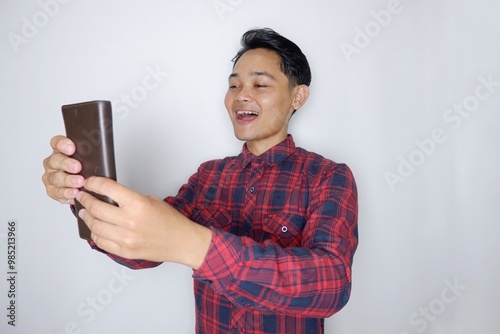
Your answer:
[1,0,499,333]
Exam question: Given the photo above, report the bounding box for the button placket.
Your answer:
[240,160,264,239]
[247,159,264,194]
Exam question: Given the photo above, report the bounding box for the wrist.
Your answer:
[170,218,213,270]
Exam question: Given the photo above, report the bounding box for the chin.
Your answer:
[232,128,253,142]
[234,133,251,142]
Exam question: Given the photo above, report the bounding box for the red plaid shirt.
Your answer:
[90,135,358,333]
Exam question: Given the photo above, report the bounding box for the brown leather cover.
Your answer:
[62,100,117,240]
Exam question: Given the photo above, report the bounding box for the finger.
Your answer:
[42,170,81,203]
[79,206,124,253]
[43,152,82,174]
[84,176,140,207]
[51,186,79,204]
[44,169,84,189]
[50,135,76,155]
[43,185,77,204]
[77,190,121,225]
[60,188,79,204]
[90,232,121,257]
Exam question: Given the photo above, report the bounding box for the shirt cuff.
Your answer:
[192,227,242,292]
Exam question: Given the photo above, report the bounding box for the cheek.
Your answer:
[259,91,291,111]
[255,95,272,111]
[265,96,293,119]
[224,92,232,112]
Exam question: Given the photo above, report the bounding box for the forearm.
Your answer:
[164,215,213,270]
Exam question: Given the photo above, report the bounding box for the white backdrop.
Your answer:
[1,0,499,333]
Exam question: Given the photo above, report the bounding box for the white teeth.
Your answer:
[237,111,258,116]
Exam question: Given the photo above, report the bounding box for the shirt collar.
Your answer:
[240,135,296,168]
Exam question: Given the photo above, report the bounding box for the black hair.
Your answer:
[232,28,312,87]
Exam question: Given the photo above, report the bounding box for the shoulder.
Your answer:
[291,146,357,196]
[197,154,240,173]
[293,146,353,178]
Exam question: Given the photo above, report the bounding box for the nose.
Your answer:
[235,85,252,103]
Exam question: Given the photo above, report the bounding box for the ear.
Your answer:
[291,85,310,111]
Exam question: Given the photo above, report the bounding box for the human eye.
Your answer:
[228,81,240,89]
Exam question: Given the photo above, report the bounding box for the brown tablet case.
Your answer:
[62,100,117,240]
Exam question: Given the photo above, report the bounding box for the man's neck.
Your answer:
[245,134,288,156]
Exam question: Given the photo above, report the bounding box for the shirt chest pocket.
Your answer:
[192,206,232,232]
[261,213,305,248]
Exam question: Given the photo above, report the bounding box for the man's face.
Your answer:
[225,48,307,155]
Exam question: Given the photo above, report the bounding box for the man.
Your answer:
[42,28,358,334]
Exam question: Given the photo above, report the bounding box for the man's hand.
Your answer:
[42,135,85,204]
[77,177,213,270]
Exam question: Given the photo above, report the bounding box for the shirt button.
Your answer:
[249,186,255,193]
[208,218,213,223]
[281,226,288,233]
[232,329,240,334]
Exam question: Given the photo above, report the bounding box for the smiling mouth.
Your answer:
[236,110,258,122]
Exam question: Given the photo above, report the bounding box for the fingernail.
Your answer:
[68,188,78,198]
[72,176,83,187]
[62,143,71,154]
[68,161,76,173]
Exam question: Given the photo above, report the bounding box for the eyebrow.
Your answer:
[228,71,276,80]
